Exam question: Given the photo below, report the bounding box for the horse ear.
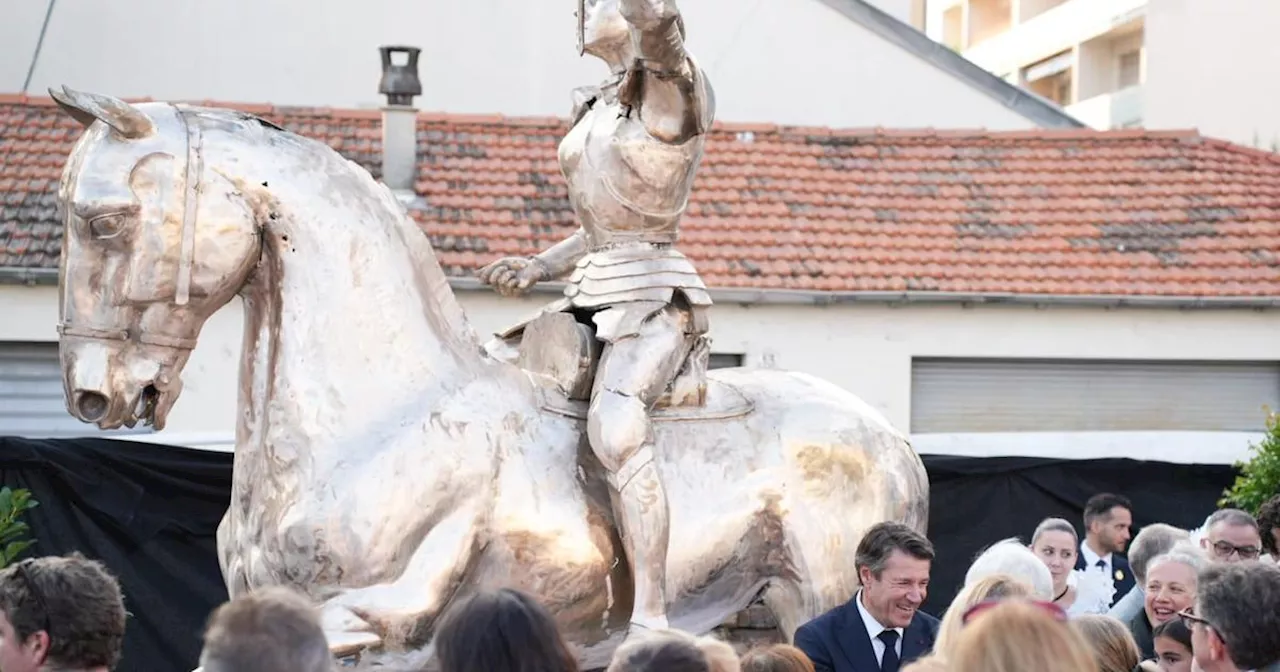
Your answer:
[47,85,155,139]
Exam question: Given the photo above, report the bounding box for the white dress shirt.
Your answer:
[855,590,904,665]
[1080,540,1113,577]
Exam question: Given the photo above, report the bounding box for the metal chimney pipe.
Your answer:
[378,45,423,196]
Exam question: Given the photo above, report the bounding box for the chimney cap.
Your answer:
[378,45,423,106]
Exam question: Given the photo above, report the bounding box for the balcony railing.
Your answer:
[1066,85,1144,129]
[963,0,1147,75]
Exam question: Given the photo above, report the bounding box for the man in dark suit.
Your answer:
[793,522,940,672]
[1074,493,1136,608]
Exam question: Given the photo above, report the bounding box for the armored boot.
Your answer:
[612,446,672,632]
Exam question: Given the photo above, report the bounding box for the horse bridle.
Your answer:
[56,106,203,352]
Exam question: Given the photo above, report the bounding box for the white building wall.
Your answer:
[4,0,1040,130]
[4,284,1276,463]
[1144,0,1280,149]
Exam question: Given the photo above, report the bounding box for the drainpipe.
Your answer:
[377,45,422,198]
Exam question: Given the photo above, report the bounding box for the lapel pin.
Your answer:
[1115,569,1124,581]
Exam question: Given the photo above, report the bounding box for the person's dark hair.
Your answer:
[0,552,127,669]
[854,522,934,579]
[434,588,578,672]
[1083,493,1132,528]
[1258,494,1280,556]
[1151,618,1192,651]
[198,586,331,672]
[1197,561,1280,669]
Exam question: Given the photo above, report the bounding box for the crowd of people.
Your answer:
[0,493,1277,672]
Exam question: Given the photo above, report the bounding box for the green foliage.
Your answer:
[0,486,40,568]
[1220,409,1280,514]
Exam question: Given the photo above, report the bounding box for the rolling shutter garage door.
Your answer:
[0,342,152,438]
[911,358,1280,433]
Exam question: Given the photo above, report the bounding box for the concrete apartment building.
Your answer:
[922,0,1280,149]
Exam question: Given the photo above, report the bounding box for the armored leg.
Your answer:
[587,304,694,632]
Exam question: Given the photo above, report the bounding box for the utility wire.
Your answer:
[22,0,58,94]
[707,0,766,78]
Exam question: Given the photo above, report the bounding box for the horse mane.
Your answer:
[182,102,481,355]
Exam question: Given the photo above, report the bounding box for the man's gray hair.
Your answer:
[1197,561,1280,669]
[964,538,1054,600]
[1128,523,1190,584]
[1145,542,1209,582]
[198,586,332,672]
[1205,508,1259,532]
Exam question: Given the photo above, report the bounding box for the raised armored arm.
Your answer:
[532,228,589,280]
[618,0,687,75]
[616,0,708,143]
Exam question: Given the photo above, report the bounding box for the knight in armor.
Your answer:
[477,0,714,635]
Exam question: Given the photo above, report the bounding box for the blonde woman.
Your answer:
[1071,614,1142,672]
[933,574,1035,660]
[949,600,1094,672]
[902,656,950,672]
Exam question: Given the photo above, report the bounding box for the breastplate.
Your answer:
[558,101,706,250]
[556,102,712,311]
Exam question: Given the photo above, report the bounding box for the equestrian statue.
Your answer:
[47,0,929,667]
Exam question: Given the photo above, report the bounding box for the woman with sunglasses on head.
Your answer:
[932,573,1035,661]
[950,599,1094,672]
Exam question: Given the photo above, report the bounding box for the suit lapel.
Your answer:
[901,615,929,662]
[835,597,881,672]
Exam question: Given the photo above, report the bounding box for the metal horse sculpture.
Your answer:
[49,86,929,667]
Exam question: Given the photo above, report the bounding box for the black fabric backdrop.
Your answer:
[0,436,1239,672]
[0,437,232,672]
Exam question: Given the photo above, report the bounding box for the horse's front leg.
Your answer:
[321,501,487,652]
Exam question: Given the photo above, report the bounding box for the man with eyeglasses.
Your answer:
[1181,562,1280,672]
[1200,509,1264,564]
[0,553,126,672]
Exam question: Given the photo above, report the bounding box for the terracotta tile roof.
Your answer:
[3,93,1279,298]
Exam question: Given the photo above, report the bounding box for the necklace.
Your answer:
[1054,586,1069,602]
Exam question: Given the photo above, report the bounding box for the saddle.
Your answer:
[513,311,711,408]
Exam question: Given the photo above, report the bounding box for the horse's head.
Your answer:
[50,86,260,430]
